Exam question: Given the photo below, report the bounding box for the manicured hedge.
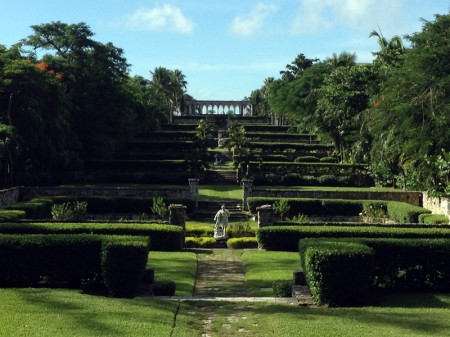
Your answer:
[299,239,374,306]
[226,237,258,249]
[299,237,450,306]
[0,222,184,251]
[0,210,26,222]
[184,237,219,248]
[85,171,190,184]
[0,234,150,297]
[419,213,448,224]
[252,162,367,176]
[122,140,194,153]
[101,237,150,297]
[86,160,188,172]
[248,197,430,222]
[257,225,450,251]
[5,198,54,219]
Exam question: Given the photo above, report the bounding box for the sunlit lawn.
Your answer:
[198,184,242,201]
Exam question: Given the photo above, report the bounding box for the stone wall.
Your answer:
[250,189,423,206]
[422,192,450,218]
[0,187,21,209]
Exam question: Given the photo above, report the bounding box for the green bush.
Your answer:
[6,198,54,219]
[0,222,184,251]
[101,237,150,298]
[226,237,258,249]
[300,239,374,306]
[418,213,448,224]
[0,234,102,287]
[151,196,168,220]
[387,201,431,223]
[281,173,303,186]
[0,210,26,222]
[360,238,450,291]
[228,222,255,238]
[51,201,87,221]
[185,224,214,237]
[257,225,450,251]
[153,280,176,296]
[272,280,292,297]
[184,237,218,248]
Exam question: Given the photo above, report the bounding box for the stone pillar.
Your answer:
[188,178,199,208]
[256,204,274,227]
[241,179,253,211]
[168,204,186,230]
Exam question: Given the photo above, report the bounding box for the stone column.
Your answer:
[256,204,274,227]
[168,204,186,230]
[188,178,199,208]
[241,179,253,211]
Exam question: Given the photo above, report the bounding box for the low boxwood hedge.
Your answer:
[0,210,26,222]
[226,237,258,249]
[0,222,184,251]
[299,239,374,306]
[5,198,54,219]
[419,213,449,224]
[0,234,149,297]
[257,225,450,251]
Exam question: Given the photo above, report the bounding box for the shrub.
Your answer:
[387,202,431,223]
[281,173,303,186]
[6,198,54,219]
[319,156,336,163]
[184,237,218,248]
[101,237,150,297]
[228,222,254,238]
[317,175,339,187]
[272,280,292,297]
[272,199,290,221]
[153,280,176,296]
[51,201,87,221]
[185,224,214,237]
[257,225,450,251]
[418,213,448,224]
[360,201,388,223]
[151,196,168,219]
[294,156,320,163]
[0,210,26,222]
[226,237,258,249]
[300,239,374,306]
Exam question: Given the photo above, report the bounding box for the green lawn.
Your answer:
[148,251,197,296]
[241,251,301,296]
[198,184,242,201]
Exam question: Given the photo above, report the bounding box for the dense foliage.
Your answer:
[250,14,450,193]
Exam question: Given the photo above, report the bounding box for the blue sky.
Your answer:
[1,0,449,100]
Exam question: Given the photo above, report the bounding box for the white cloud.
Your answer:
[125,5,195,34]
[291,0,404,35]
[229,3,277,37]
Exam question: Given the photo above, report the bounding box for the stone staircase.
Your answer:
[192,201,250,221]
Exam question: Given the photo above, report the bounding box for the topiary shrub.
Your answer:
[226,237,258,249]
[317,175,339,186]
[418,213,448,224]
[101,238,150,298]
[387,202,431,223]
[300,239,375,306]
[272,280,292,297]
[153,280,176,296]
[184,237,219,248]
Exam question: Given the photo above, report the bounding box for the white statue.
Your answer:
[214,205,230,239]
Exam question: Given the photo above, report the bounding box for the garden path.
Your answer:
[194,249,249,297]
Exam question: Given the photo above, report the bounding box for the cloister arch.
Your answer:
[184,100,254,116]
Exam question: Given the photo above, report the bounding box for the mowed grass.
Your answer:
[0,288,178,337]
[198,184,242,201]
[174,294,450,337]
[148,251,197,296]
[241,251,301,296]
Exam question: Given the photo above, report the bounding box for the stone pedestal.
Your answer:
[257,204,275,227]
[188,178,199,208]
[241,179,253,211]
[168,204,186,230]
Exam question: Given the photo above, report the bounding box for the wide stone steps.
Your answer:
[192,201,250,221]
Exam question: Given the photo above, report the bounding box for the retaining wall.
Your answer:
[422,192,450,218]
[0,187,21,209]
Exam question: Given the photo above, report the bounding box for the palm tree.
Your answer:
[150,67,188,123]
[369,29,405,66]
[326,51,357,69]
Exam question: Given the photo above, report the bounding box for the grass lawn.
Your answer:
[174,294,450,337]
[148,251,197,296]
[0,288,178,337]
[198,184,242,201]
[241,251,301,296]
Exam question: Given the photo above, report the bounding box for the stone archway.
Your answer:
[184,100,254,117]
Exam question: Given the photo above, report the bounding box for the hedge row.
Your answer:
[257,225,450,251]
[122,140,194,152]
[84,171,190,184]
[0,234,149,297]
[251,142,332,152]
[419,213,449,224]
[86,160,188,172]
[5,196,195,220]
[248,197,430,222]
[252,173,373,187]
[0,222,184,251]
[299,237,450,306]
[246,132,319,143]
[300,239,374,306]
[251,162,367,176]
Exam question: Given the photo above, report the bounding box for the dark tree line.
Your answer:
[0,22,187,187]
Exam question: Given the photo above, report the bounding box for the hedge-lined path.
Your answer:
[194,249,249,297]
